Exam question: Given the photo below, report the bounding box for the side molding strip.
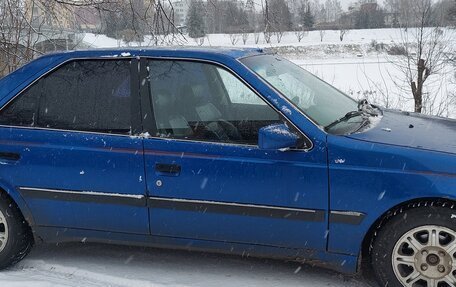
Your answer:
[18,187,146,207]
[329,211,366,225]
[18,187,329,223]
[148,197,326,222]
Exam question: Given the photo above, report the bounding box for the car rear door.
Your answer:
[0,58,149,234]
[141,58,329,250]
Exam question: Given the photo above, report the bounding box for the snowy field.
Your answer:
[294,56,455,118]
[0,243,372,287]
[83,28,456,118]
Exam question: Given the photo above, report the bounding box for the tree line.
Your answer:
[185,0,456,42]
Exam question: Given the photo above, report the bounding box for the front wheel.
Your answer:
[372,204,456,287]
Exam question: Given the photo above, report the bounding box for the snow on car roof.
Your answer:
[41,46,265,60]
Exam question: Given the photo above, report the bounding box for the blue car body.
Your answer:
[0,48,454,274]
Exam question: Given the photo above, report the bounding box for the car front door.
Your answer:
[141,59,328,250]
[0,59,149,234]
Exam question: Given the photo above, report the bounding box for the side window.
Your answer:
[217,68,266,105]
[148,60,282,145]
[0,60,132,134]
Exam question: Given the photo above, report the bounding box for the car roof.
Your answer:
[41,46,265,60]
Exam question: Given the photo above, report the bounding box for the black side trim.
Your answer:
[148,197,325,222]
[130,57,142,135]
[329,211,366,225]
[0,152,20,161]
[18,187,328,223]
[19,188,146,207]
[139,57,157,135]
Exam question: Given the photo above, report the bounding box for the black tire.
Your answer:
[371,203,456,287]
[0,191,33,270]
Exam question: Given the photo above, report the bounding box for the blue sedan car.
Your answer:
[0,48,454,287]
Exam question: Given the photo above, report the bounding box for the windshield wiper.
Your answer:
[325,110,364,131]
[325,99,379,131]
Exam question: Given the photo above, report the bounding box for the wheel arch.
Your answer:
[0,180,35,229]
[359,197,456,272]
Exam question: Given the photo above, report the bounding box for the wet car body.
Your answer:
[0,47,454,275]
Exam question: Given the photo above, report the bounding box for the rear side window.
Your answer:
[0,60,132,134]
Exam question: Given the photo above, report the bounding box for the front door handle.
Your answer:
[0,152,20,161]
[155,163,181,176]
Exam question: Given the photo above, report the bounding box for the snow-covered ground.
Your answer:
[0,243,371,287]
[82,27,452,50]
[83,28,456,118]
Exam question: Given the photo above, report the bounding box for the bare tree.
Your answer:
[294,29,308,42]
[262,0,292,43]
[339,28,348,41]
[0,0,181,78]
[449,1,456,115]
[254,30,261,44]
[264,30,273,43]
[385,0,417,28]
[319,29,326,42]
[323,0,342,23]
[102,3,186,44]
[195,36,205,46]
[310,0,325,24]
[242,32,249,45]
[293,0,312,42]
[0,0,75,77]
[390,0,452,114]
[337,10,350,41]
[449,0,456,25]
[229,33,240,45]
[276,31,286,43]
[261,0,273,43]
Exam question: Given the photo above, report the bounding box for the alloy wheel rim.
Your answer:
[0,210,8,253]
[392,225,456,287]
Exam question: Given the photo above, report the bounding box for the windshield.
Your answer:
[241,55,359,129]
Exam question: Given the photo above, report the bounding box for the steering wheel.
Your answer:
[203,120,242,142]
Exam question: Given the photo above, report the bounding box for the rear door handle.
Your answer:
[0,152,20,161]
[155,163,181,176]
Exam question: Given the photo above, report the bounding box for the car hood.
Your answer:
[347,110,456,155]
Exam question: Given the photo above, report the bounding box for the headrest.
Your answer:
[195,103,222,122]
[154,89,174,108]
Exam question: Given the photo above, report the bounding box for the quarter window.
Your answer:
[0,60,132,134]
[147,60,282,145]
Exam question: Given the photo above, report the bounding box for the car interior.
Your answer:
[149,60,280,145]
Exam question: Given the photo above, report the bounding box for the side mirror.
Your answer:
[258,124,299,150]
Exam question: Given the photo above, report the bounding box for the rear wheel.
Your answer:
[372,204,456,287]
[0,192,33,269]
[0,210,8,253]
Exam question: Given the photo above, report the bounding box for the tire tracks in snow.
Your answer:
[3,259,189,287]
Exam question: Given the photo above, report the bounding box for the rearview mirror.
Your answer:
[258,124,299,150]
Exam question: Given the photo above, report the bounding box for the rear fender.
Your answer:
[0,179,35,228]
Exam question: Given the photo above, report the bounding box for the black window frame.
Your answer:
[0,58,142,137]
[139,57,313,150]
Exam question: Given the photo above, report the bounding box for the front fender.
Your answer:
[327,135,456,255]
